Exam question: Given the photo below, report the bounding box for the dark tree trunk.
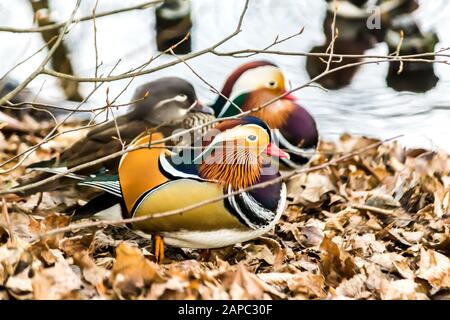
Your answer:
[30,0,83,101]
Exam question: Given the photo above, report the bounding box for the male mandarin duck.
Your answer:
[17,77,215,195]
[211,61,319,169]
[71,116,288,262]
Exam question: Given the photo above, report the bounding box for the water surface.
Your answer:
[0,0,449,150]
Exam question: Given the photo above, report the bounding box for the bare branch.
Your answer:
[0,0,82,106]
[0,52,441,189]
[0,0,164,33]
[38,0,250,83]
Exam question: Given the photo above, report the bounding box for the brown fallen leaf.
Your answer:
[417,248,450,292]
[286,272,326,299]
[32,250,82,300]
[369,252,405,272]
[301,219,325,247]
[242,243,277,266]
[290,173,336,204]
[334,273,371,299]
[221,264,283,299]
[5,266,33,299]
[59,233,95,256]
[428,232,450,254]
[30,240,58,266]
[380,279,428,300]
[223,264,267,299]
[365,194,401,209]
[257,236,285,267]
[110,242,164,299]
[393,260,415,280]
[319,236,357,287]
[350,233,385,256]
[73,251,107,287]
[28,214,70,249]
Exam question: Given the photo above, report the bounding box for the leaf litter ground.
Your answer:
[0,127,449,300]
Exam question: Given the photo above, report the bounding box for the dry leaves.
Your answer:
[0,131,449,300]
[109,243,163,299]
[417,248,450,292]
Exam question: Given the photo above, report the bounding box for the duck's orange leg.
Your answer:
[153,234,165,263]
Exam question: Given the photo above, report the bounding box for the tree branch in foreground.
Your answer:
[0,0,164,33]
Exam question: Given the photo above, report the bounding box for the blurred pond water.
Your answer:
[0,0,449,150]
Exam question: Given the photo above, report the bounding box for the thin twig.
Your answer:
[92,0,101,85]
[0,51,424,187]
[351,203,396,216]
[0,58,124,173]
[37,0,250,83]
[0,0,250,175]
[393,30,405,74]
[324,0,339,72]
[1,36,57,81]
[169,49,243,114]
[3,95,148,113]
[0,0,82,105]
[0,0,164,33]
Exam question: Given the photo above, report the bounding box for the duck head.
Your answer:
[132,77,213,125]
[212,61,299,128]
[196,116,288,190]
[213,61,319,168]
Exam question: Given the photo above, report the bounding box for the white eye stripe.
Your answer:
[174,93,188,102]
[229,65,282,101]
[153,94,188,110]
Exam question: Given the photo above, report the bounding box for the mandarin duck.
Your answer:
[155,0,192,54]
[17,77,215,196]
[211,61,319,169]
[307,0,388,89]
[0,78,62,121]
[70,116,288,262]
[308,0,428,90]
[384,1,439,92]
[0,79,20,103]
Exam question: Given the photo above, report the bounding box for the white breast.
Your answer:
[160,183,287,248]
[162,222,276,249]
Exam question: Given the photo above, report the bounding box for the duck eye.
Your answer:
[247,134,257,142]
[267,80,277,88]
[174,93,187,102]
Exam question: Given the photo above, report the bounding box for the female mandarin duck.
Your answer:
[72,116,288,262]
[17,77,215,195]
[211,61,319,169]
